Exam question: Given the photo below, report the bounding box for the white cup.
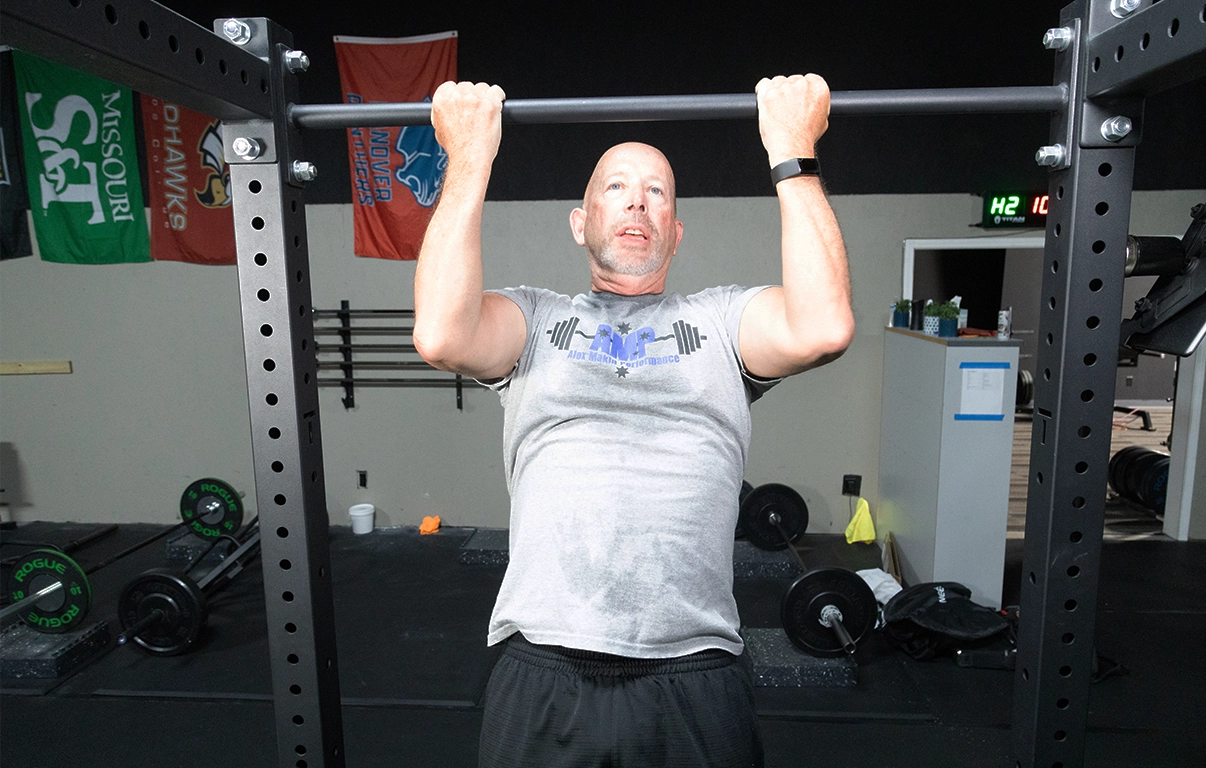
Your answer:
[349,503,375,534]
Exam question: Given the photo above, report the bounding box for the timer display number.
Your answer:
[983,192,1048,228]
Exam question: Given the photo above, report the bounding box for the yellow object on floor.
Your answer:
[845,497,876,544]
[420,515,441,535]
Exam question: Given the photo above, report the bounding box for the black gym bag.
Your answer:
[882,582,1012,661]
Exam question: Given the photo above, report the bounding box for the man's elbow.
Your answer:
[412,327,459,372]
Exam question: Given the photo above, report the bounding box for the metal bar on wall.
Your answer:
[221,17,345,768]
[289,85,1067,129]
[1012,1,1141,765]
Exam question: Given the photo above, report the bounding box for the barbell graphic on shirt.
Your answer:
[545,318,708,356]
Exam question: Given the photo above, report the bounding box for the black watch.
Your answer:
[770,157,821,185]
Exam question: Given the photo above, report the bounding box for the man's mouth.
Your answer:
[616,225,650,240]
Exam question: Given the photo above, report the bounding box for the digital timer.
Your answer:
[982,192,1049,228]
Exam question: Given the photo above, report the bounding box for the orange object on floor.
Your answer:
[420,515,441,535]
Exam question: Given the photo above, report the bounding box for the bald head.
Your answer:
[584,143,677,216]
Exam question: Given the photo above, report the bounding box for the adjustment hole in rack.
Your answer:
[1059,666,1072,677]
[296,745,307,755]
[138,21,150,39]
[272,461,284,473]
[1022,668,1029,681]
[1055,730,1067,742]
[1048,297,1056,309]
[263,359,275,372]
[1080,389,1094,402]
[169,35,179,53]
[1044,368,1051,380]
[255,253,267,266]
[1098,162,1112,176]
[1028,572,1036,584]
[1051,260,1059,273]
[1169,18,1180,36]
[1046,333,1054,346]
[275,494,287,506]
[277,526,289,538]
[1075,460,1089,473]
[1090,278,1103,291]
[1036,472,1043,484]
[293,714,304,725]
[252,217,265,230]
[1084,352,1097,365]
[195,48,205,65]
[269,427,281,439]
[297,761,307,768]
[249,180,262,193]
[261,79,270,94]
[296,270,303,283]
[1070,531,1083,543]
[1141,32,1150,50]
[260,324,273,337]
[1087,316,1100,329]
[1057,698,1069,709]
[266,394,278,407]
[1054,223,1062,237]
[283,591,294,602]
[1093,57,1101,72]
[1095,201,1109,216]
[1057,185,1065,199]
[241,70,249,84]
[287,653,299,664]
[285,622,297,633]
[1092,240,1106,254]
[219,60,228,75]
[280,559,291,570]
[1068,565,1080,578]
[105,5,118,24]
[1073,496,1086,508]
[1115,45,1125,62]
[290,684,301,695]
[258,288,270,302]
[1065,599,1077,611]
[1062,632,1075,644]
[1078,425,1091,437]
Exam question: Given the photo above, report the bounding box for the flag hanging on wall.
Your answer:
[334,31,457,260]
[11,51,150,264]
[140,95,236,265]
[1,49,33,260]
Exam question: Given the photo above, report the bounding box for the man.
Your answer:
[414,74,852,768]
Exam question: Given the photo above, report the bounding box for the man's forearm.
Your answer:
[776,174,853,351]
[413,160,493,361]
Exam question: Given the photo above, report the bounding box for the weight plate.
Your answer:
[6,549,91,634]
[118,568,207,656]
[1124,449,1163,505]
[734,481,755,540]
[1137,453,1170,513]
[180,478,243,540]
[739,483,808,551]
[781,567,877,657]
[1108,446,1145,496]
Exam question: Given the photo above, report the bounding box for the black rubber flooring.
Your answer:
[2,522,1203,767]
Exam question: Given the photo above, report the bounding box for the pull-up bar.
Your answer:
[289,85,1067,129]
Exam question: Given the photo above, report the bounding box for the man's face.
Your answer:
[572,143,683,279]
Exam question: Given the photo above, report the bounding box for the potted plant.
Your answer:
[921,300,941,335]
[892,299,912,328]
[935,300,960,337]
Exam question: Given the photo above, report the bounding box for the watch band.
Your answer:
[770,157,821,185]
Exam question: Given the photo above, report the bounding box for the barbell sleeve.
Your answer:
[116,609,165,645]
[0,580,65,622]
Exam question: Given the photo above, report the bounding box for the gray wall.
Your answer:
[2,191,1202,533]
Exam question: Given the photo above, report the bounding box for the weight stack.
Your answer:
[1107,446,1170,515]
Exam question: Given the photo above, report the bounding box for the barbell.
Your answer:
[740,483,878,658]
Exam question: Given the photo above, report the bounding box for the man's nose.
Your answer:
[625,188,647,212]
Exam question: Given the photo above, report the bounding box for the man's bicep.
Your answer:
[466,292,528,380]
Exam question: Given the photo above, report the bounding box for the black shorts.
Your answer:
[478,634,764,768]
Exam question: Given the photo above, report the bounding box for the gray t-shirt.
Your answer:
[483,285,777,657]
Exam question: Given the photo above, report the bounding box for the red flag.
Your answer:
[334,32,457,261]
[140,94,235,265]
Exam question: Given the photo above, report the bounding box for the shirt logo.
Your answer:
[545,317,707,378]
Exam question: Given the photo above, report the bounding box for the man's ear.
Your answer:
[673,219,684,254]
[569,207,587,246]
